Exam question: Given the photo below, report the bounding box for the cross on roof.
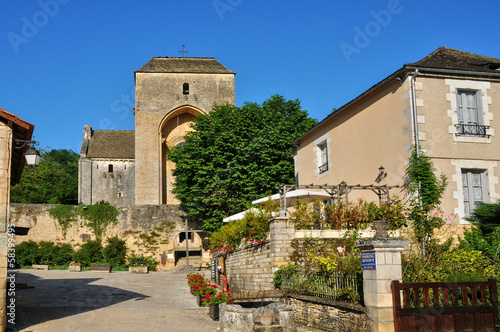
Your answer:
[178,45,189,57]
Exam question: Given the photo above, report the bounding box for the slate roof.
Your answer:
[86,130,135,159]
[406,46,500,73]
[135,57,235,74]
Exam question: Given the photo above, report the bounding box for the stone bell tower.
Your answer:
[134,57,235,205]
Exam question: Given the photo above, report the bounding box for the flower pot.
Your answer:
[196,295,203,307]
[129,266,148,274]
[91,265,111,273]
[209,303,220,320]
[259,314,273,326]
[68,265,82,272]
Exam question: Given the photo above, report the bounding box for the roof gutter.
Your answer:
[404,66,500,78]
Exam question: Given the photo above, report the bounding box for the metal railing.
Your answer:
[278,270,363,304]
[319,163,329,174]
[455,123,490,137]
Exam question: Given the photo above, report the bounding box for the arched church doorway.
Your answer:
[159,106,203,204]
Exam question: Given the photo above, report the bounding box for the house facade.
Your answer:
[293,47,500,224]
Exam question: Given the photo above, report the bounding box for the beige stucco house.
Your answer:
[0,108,34,331]
[293,47,500,224]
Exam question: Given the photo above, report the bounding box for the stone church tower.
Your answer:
[79,57,235,206]
[134,57,235,205]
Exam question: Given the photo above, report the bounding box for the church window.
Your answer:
[108,164,113,172]
[183,83,189,95]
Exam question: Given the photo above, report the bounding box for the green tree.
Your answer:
[11,149,79,204]
[169,95,317,233]
[466,200,500,234]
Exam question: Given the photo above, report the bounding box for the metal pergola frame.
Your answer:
[278,182,400,217]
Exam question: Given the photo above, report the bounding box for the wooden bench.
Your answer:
[32,264,50,270]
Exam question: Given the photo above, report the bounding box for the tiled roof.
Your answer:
[406,47,500,73]
[136,57,235,74]
[86,130,135,159]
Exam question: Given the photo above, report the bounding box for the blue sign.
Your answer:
[361,253,376,270]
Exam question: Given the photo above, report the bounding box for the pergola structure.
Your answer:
[277,182,400,217]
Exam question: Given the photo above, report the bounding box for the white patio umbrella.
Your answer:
[251,189,331,207]
[223,208,277,222]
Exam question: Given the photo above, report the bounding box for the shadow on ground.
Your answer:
[10,271,149,331]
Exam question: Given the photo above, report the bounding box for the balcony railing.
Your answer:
[319,163,328,174]
[455,124,490,137]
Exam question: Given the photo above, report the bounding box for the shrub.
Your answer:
[467,200,500,234]
[74,240,103,266]
[102,236,127,268]
[15,240,40,266]
[127,253,158,271]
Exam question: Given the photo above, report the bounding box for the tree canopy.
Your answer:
[11,149,79,205]
[169,95,317,233]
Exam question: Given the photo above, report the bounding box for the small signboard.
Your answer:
[167,254,174,259]
[361,253,376,270]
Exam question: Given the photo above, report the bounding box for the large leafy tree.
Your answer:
[11,149,79,204]
[169,95,317,233]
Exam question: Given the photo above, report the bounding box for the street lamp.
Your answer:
[14,139,41,167]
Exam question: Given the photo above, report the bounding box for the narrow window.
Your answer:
[318,142,328,174]
[183,83,189,95]
[456,90,487,136]
[108,164,113,173]
[462,169,489,216]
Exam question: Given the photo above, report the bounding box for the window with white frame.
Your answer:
[462,169,489,216]
[456,90,488,137]
[318,142,328,174]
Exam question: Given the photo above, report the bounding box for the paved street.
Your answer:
[10,269,322,332]
[11,269,220,332]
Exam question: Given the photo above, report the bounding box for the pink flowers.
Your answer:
[337,247,344,254]
[364,226,372,232]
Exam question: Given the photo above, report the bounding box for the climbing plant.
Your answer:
[77,201,119,243]
[404,149,447,254]
[49,204,77,239]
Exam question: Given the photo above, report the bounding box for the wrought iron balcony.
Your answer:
[319,163,329,174]
[455,123,490,137]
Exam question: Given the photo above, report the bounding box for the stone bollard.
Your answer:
[220,304,254,332]
[356,220,408,332]
[279,305,296,332]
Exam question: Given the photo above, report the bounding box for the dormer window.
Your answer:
[183,83,189,95]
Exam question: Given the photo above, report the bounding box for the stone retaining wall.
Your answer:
[9,203,210,270]
[291,295,371,331]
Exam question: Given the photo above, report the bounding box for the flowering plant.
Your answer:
[69,262,81,266]
[211,242,234,255]
[187,273,208,297]
[244,231,267,246]
[202,284,233,306]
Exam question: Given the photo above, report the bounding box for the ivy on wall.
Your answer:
[77,201,119,243]
[49,204,77,239]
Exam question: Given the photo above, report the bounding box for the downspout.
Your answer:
[411,68,420,158]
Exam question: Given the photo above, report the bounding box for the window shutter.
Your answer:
[475,90,484,125]
[456,90,463,123]
[481,171,490,203]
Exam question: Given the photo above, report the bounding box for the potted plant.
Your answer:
[68,262,82,272]
[129,264,148,274]
[128,254,157,273]
[187,273,208,306]
[202,284,233,321]
[90,262,111,273]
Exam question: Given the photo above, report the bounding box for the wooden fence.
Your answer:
[392,279,499,332]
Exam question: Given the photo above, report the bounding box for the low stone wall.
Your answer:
[224,218,295,292]
[9,203,210,270]
[291,295,371,331]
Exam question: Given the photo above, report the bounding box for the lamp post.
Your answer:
[14,139,41,167]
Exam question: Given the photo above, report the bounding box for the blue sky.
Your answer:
[1,0,499,152]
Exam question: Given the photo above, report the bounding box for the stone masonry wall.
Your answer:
[9,204,210,270]
[291,295,371,331]
[224,218,295,292]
